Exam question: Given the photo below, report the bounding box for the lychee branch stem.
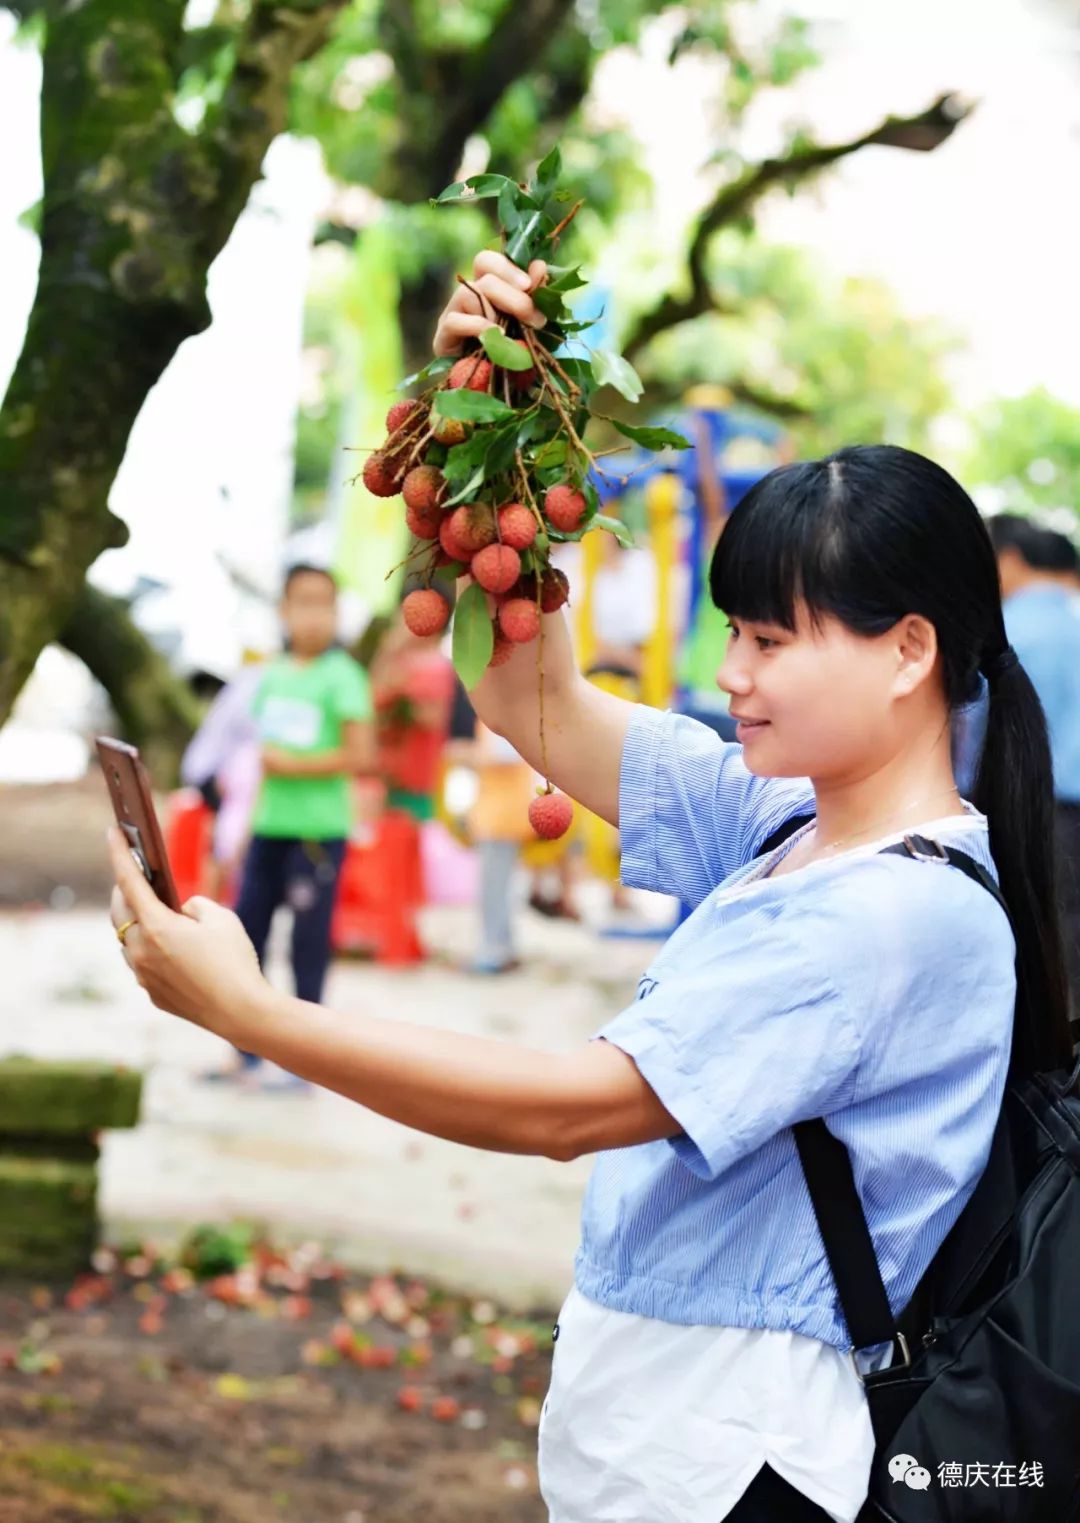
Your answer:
[547,198,584,247]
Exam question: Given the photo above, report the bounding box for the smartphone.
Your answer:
[95,737,182,912]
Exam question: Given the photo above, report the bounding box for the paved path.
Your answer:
[2,890,671,1309]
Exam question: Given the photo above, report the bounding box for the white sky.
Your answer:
[596,0,1080,407]
[1,0,1078,598]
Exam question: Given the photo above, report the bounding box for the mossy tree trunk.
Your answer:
[0,0,348,730]
[58,585,201,784]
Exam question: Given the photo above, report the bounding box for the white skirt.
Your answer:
[537,1287,873,1523]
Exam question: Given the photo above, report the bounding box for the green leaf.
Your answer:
[591,350,644,402]
[443,433,491,484]
[531,438,568,471]
[480,327,534,371]
[484,425,521,478]
[398,356,452,390]
[434,560,467,581]
[506,211,545,267]
[609,419,691,451]
[592,514,637,549]
[434,174,517,205]
[547,268,587,294]
[498,180,521,236]
[533,146,561,193]
[434,390,516,423]
[445,465,488,508]
[531,287,566,323]
[453,583,495,690]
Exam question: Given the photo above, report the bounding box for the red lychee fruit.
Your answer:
[498,598,541,644]
[529,791,574,840]
[406,500,441,540]
[544,483,586,532]
[397,1386,424,1414]
[433,415,468,446]
[363,450,403,498]
[402,465,446,515]
[506,338,538,390]
[386,399,418,435]
[431,1396,461,1423]
[447,502,496,555]
[497,503,537,550]
[539,567,570,612]
[402,589,450,638]
[438,516,472,563]
[488,631,515,668]
[447,355,493,392]
[510,567,570,613]
[471,544,521,595]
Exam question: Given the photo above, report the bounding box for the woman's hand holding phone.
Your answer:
[107,826,267,1036]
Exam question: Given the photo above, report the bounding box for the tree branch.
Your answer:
[384,0,579,201]
[58,584,200,784]
[200,0,350,259]
[623,93,973,362]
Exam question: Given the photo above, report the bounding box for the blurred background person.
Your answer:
[989,514,1080,1011]
[446,720,536,975]
[370,588,455,824]
[179,657,265,904]
[208,563,375,1084]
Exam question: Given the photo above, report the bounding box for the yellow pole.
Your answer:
[642,472,679,708]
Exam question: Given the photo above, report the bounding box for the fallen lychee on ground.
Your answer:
[355,149,689,840]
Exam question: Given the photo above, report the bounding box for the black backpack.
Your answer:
[787,833,1080,1521]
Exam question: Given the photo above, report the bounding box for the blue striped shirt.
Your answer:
[574,706,1015,1350]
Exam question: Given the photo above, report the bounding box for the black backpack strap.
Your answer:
[756,814,815,859]
[793,833,1011,1362]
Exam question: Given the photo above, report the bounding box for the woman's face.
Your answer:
[716,601,940,783]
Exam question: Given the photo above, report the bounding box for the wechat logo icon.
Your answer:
[889,1454,932,1492]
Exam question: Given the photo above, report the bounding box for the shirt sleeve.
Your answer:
[331,654,374,724]
[618,705,815,907]
[596,899,860,1181]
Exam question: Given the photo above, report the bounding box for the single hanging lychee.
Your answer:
[529,790,574,840]
[363,450,404,498]
[402,589,450,637]
[498,598,541,644]
[402,465,446,515]
[544,483,586,532]
[446,502,497,554]
[471,544,520,595]
[497,503,537,550]
[447,354,493,392]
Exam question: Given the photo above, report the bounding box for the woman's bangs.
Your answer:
[708,463,839,631]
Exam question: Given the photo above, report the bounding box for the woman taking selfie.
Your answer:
[107,253,1071,1522]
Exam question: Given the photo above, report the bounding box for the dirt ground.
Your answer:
[0,1241,553,1523]
[0,777,119,907]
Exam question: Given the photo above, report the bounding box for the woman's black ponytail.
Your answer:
[975,647,1073,1073]
[710,443,1075,1078]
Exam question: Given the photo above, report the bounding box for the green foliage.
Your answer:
[642,234,956,454]
[180,1222,254,1280]
[965,389,1080,520]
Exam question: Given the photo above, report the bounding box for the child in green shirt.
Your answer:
[222,565,373,1083]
